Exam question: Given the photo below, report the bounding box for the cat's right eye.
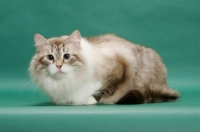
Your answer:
[47,55,54,61]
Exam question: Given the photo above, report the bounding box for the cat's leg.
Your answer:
[92,87,115,101]
[96,79,130,104]
[97,58,131,104]
[85,96,97,105]
[92,90,103,101]
[99,85,128,104]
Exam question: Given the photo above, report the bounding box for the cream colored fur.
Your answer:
[29,30,179,105]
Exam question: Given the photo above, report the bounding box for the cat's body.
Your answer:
[29,30,179,105]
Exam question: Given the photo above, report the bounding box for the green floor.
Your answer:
[0,79,199,132]
[1,0,200,132]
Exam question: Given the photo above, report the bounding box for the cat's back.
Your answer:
[86,34,132,46]
[86,34,115,44]
[86,34,160,58]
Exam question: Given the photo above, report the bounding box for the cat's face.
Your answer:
[32,30,84,79]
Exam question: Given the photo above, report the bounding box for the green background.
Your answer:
[0,0,200,132]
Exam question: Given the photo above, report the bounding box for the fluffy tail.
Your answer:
[117,86,179,104]
[146,86,180,103]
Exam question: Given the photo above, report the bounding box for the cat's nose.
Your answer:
[56,65,62,69]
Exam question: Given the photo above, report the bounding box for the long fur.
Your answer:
[29,30,179,105]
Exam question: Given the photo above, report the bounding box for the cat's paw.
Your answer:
[85,96,97,105]
[92,90,103,101]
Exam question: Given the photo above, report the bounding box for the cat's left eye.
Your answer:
[64,54,70,60]
[47,55,54,61]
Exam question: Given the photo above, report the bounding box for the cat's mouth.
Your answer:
[47,68,67,79]
[50,71,66,79]
[57,71,65,74]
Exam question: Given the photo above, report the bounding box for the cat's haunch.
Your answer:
[29,30,179,105]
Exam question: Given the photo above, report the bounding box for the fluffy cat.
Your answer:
[29,30,179,105]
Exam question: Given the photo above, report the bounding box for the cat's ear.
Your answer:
[68,30,81,45]
[34,33,49,46]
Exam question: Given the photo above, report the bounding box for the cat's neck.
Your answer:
[79,38,96,75]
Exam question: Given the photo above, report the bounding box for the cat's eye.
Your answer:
[47,55,54,61]
[64,54,70,60]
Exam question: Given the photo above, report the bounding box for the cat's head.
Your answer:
[30,30,86,80]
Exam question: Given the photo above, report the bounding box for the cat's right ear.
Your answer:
[67,30,81,46]
[34,33,49,46]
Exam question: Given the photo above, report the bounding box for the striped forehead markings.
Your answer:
[52,44,67,53]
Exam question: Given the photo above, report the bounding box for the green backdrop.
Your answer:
[0,0,200,132]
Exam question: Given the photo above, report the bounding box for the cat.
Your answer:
[29,30,179,105]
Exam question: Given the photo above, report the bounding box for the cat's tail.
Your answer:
[146,85,180,103]
[116,85,179,104]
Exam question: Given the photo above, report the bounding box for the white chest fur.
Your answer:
[39,76,101,105]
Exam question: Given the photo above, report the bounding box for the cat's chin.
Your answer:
[50,72,67,80]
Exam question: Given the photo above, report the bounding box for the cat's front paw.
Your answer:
[85,96,97,105]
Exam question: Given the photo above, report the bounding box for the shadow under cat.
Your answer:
[32,89,179,106]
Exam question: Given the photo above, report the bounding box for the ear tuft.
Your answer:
[34,33,48,46]
[68,30,81,44]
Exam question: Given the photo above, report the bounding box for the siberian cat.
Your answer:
[29,30,179,105]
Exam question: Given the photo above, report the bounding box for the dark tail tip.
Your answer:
[162,90,180,101]
[149,89,180,103]
[116,89,180,104]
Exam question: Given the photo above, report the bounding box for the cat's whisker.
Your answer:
[20,80,33,89]
[20,76,39,89]
[30,73,47,99]
[30,86,38,100]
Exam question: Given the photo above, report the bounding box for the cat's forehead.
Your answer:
[49,39,67,52]
[50,39,65,46]
[48,36,69,45]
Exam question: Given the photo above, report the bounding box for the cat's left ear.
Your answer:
[34,33,49,46]
[68,30,81,46]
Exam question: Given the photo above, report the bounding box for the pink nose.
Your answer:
[56,65,62,69]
